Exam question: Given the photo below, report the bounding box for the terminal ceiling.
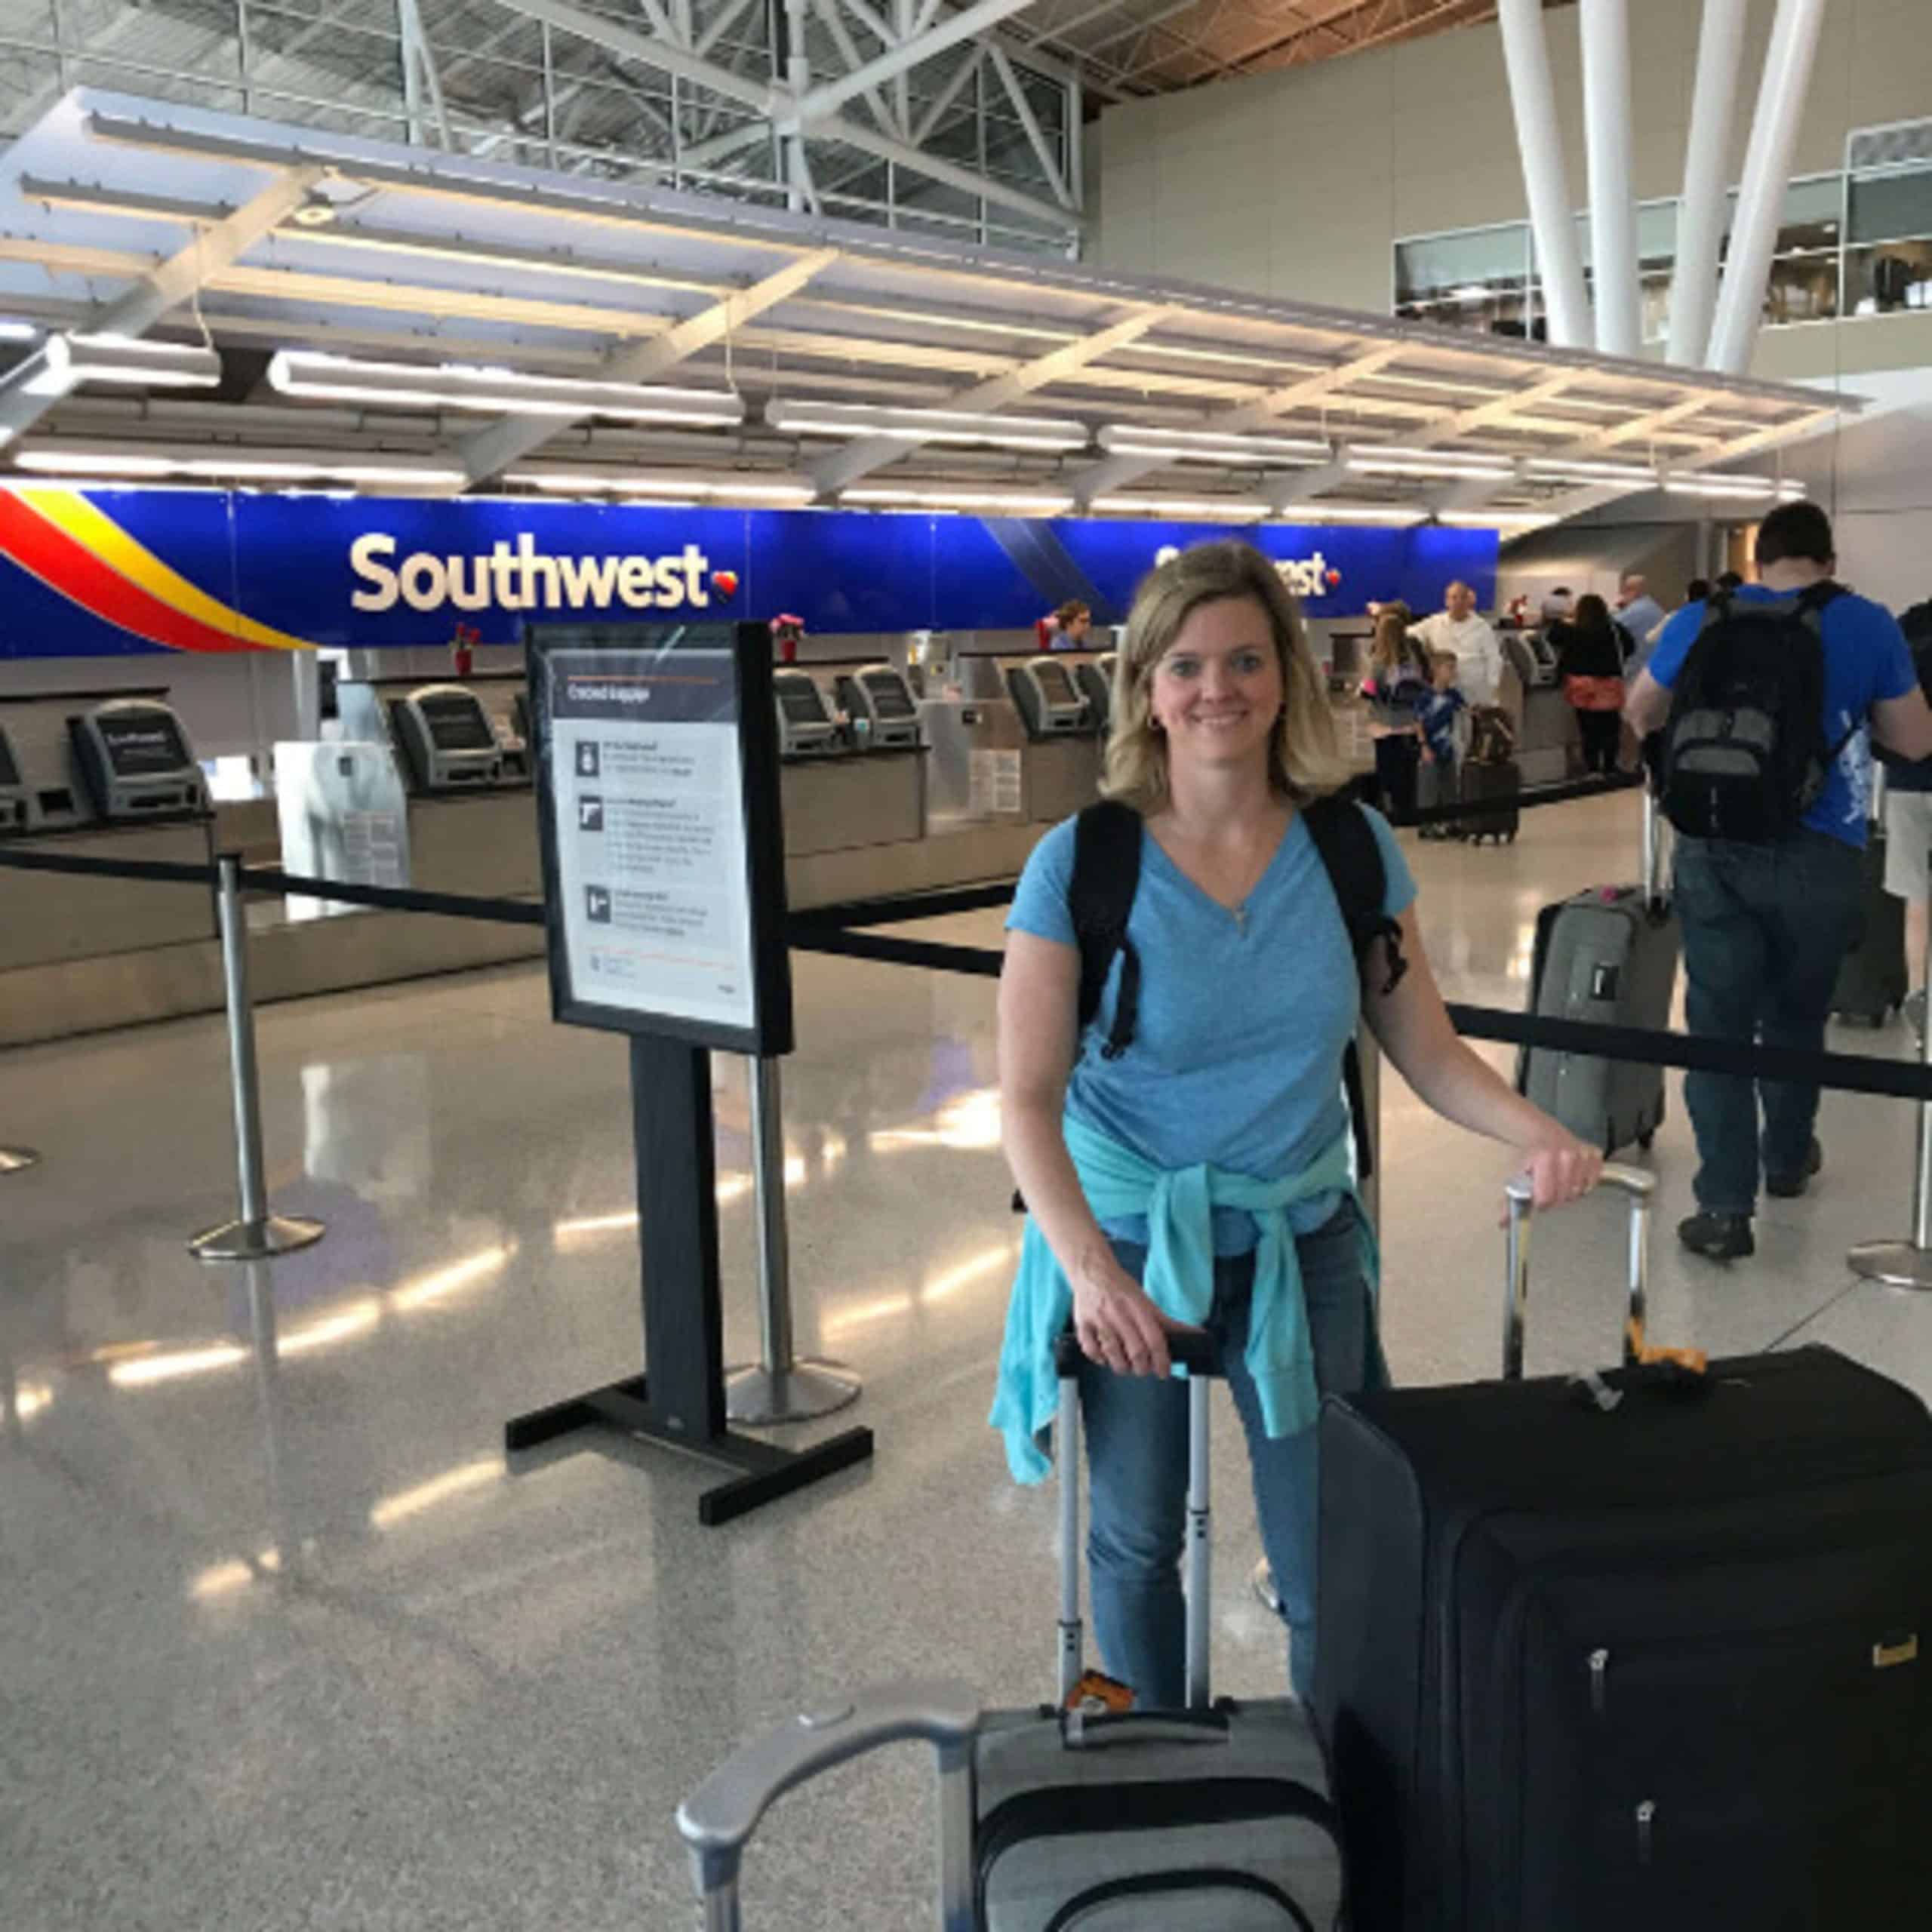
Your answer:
[0,90,1837,528]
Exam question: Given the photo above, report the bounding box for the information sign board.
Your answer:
[527,620,792,1054]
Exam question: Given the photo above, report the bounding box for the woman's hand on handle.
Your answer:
[1512,1131,1604,1217]
[1072,1248,1196,1379]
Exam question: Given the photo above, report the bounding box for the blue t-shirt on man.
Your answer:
[1645,584,1916,848]
[1006,804,1416,1254]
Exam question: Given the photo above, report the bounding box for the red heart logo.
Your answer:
[1327,568,1342,586]
[712,571,739,597]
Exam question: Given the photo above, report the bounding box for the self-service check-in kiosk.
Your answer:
[1074,653,1116,735]
[774,669,842,758]
[1005,657,1091,740]
[1503,630,1577,786]
[0,721,27,833]
[391,685,507,794]
[70,699,211,821]
[841,663,923,749]
[0,688,217,984]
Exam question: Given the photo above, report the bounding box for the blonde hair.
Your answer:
[1103,540,1349,811]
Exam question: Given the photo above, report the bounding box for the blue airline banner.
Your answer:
[0,487,1498,659]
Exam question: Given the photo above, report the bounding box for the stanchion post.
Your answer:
[1847,848,1932,1291]
[188,854,325,1263]
[724,1056,861,1425]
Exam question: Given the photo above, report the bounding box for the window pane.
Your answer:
[1848,165,1932,246]
[1395,223,1529,305]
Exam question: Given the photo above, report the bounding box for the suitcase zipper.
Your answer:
[1635,1798,1655,1867]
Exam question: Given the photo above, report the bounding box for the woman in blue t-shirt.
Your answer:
[993,540,1600,1706]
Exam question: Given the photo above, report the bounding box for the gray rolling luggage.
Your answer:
[1516,790,1679,1155]
[679,1334,1345,1929]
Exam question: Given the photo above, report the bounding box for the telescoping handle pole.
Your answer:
[1052,1331,1223,1709]
[1503,1164,1656,1380]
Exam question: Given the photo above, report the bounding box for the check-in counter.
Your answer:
[780,747,926,857]
[334,671,540,897]
[0,687,218,975]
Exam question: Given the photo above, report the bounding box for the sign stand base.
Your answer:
[506,1373,873,1525]
[503,1034,874,1524]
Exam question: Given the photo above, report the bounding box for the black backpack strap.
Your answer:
[1301,795,1407,1183]
[1069,800,1143,1060]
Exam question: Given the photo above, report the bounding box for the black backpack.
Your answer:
[1066,794,1407,1182]
[1657,583,1847,843]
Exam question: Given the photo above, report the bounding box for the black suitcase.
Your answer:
[1314,1172,1932,1932]
[1831,823,1908,1024]
[1517,792,1678,1155]
[1459,757,1519,844]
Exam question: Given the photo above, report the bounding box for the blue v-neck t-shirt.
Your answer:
[1005,803,1416,1254]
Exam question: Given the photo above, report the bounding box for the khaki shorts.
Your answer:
[1884,789,1932,903]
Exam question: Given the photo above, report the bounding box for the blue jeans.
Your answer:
[1078,1200,1378,1708]
[1674,829,1864,1217]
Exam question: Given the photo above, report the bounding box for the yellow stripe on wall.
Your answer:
[21,487,318,653]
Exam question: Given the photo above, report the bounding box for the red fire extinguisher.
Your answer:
[451,622,479,678]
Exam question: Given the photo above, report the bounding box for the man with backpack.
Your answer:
[1625,503,1932,1260]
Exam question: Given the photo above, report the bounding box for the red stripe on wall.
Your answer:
[0,490,258,655]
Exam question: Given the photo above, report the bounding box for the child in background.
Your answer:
[1414,650,1468,838]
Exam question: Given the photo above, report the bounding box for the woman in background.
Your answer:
[1360,604,1430,820]
[1550,592,1631,776]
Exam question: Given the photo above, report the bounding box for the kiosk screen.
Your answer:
[1031,660,1078,708]
[779,684,826,724]
[862,673,915,721]
[97,710,191,775]
[419,692,496,752]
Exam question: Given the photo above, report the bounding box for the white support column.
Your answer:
[784,0,811,214]
[1706,0,1828,375]
[1580,0,1641,357]
[1668,0,1748,366]
[1496,0,1592,349]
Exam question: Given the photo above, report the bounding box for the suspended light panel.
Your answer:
[268,350,744,425]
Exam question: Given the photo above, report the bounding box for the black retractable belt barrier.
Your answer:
[238,865,546,928]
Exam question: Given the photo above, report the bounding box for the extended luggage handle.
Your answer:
[1503,1164,1654,1382]
[676,1678,982,1931]
[1054,1327,1223,1714]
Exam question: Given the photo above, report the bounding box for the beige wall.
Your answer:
[1091,0,1932,374]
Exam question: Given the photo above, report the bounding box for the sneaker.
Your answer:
[1678,1211,1755,1261]
[1764,1138,1823,1200]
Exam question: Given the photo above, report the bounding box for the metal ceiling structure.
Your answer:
[0,90,1840,529]
[0,0,1516,260]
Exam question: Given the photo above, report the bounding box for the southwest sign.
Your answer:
[0,488,1498,659]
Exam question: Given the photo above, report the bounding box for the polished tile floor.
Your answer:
[3,791,1928,1929]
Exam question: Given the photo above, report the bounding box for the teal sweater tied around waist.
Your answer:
[989,1114,1380,1484]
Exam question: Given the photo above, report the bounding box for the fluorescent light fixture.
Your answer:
[1281,506,1427,526]
[12,446,466,487]
[1348,449,1518,481]
[0,320,38,343]
[764,398,1086,452]
[841,486,1074,515]
[1663,476,1780,500]
[1436,510,1558,529]
[1096,424,1331,466]
[14,450,178,476]
[504,469,815,503]
[1088,495,1270,520]
[269,349,743,425]
[23,331,222,397]
[1524,458,1660,485]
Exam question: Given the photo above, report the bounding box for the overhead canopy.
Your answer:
[0,90,1846,525]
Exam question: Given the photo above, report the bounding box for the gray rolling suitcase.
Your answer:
[1517,791,1679,1155]
[679,1333,1346,1929]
